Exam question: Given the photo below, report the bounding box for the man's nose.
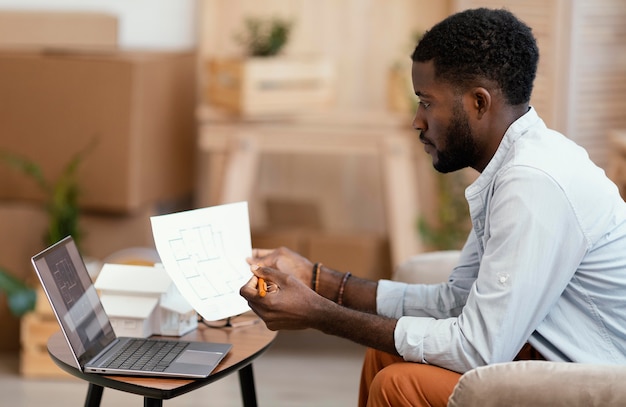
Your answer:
[412,108,426,132]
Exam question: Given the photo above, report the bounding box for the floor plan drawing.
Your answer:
[151,202,252,321]
[169,224,248,299]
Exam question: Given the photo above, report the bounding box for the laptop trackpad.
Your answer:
[177,350,223,365]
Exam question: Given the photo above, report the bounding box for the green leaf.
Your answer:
[0,268,36,317]
[7,288,36,316]
[0,150,49,193]
[0,268,26,294]
[235,17,293,57]
[416,171,471,251]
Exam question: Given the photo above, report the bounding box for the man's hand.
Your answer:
[240,263,321,331]
[247,247,315,288]
[240,257,399,356]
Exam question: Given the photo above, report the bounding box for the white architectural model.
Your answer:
[94,263,197,338]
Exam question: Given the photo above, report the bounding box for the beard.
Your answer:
[432,101,480,173]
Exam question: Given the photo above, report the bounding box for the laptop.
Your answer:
[31,236,232,378]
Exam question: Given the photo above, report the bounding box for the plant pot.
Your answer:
[205,56,334,116]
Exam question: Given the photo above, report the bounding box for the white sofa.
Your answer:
[394,250,626,406]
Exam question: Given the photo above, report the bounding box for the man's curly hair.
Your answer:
[412,8,539,106]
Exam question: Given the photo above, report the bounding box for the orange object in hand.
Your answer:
[258,278,267,297]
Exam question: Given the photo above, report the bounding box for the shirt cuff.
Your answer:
[395,316,435,362]
[376,279,408,318]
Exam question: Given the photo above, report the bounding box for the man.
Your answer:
[240,8,626,406]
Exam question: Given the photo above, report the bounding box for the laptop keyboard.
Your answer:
[102,339,189,372]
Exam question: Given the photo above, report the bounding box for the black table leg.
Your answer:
[144,398,163,407]
[84,383,104,407]
[238,364,258,407]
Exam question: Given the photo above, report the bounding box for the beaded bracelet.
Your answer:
[337,271,352,306]
[311,262,322,292]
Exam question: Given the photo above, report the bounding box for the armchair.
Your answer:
[394,251,626,406]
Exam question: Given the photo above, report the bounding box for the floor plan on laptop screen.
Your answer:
[150,201,252,321]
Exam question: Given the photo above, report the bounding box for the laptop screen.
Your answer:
[32,236,116,367]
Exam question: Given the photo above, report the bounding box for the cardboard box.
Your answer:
[264,197,323,230]
[0,200,159,279]
[0,203,47,353]
[0,49,197,213]
[0,200,159,353]
[206,57,334,116]
[20,312,70,378]
[80,204,158,261]
[0,11,118,50]
[252,229,308,254]
[0,202,48,281]
[306,232,392,281]
[251,229,392,281]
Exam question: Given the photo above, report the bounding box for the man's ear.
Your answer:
[473,87,491,119]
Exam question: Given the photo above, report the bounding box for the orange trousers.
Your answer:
[358,348,461,407]
[358,344,545,407]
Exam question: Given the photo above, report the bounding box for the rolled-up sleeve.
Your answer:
[376,278,477,371]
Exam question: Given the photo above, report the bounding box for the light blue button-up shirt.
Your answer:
[377,108,626,373]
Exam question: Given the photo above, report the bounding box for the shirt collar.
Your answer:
[466,107,543,197]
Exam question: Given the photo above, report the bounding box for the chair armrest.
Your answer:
[448,361,626,407]
[392,250,460,284]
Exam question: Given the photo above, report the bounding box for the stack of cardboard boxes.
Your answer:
[0,11,197,376]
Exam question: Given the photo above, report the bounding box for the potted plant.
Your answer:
[205,16,334,116]
[234,16,292,57]
[417,170,473,251]
[0,139,95,315]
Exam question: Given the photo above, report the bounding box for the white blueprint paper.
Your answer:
[150,201,252,321]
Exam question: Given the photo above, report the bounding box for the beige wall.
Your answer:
[198,0,450,111]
